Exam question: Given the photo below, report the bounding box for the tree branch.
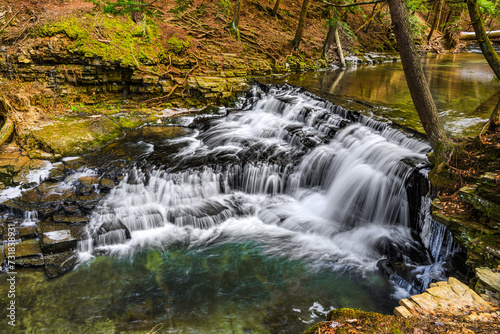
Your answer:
[322,0,386,8]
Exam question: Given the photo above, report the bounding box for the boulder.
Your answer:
[41,229,77,254]
[476,267,500,302]
[395,277,495,318]
[44,251,77,278]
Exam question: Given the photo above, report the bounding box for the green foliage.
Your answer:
[409,15,426,38]
[167,36,191,54]
[338,20,356,41]
[85,0,156,16]
[326,16,338,28]
[407,0,428,13]
[477,0,498,16]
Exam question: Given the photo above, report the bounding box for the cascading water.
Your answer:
[78,84,458,295]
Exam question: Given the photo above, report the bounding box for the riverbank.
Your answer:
[0,0,410,162]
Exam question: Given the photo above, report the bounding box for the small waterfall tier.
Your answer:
[78,85,462,293]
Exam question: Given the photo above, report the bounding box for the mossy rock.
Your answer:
[27,117,121,157]
[305,308,415,334]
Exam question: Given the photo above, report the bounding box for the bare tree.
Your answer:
[231,0,243,41]
[387,0,452,159]
[293,0,310,50]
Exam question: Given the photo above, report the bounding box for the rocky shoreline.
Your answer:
[307,276,500,333]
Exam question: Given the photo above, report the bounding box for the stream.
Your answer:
[0,52,497,333]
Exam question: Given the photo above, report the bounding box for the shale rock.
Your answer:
[41,229,77,254]
[44,251,78,278]
[12,239,44,267]
[395,277,495,319]
[476,267,500,303]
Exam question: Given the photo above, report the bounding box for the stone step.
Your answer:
[395,277,496,320]
[460,184,500,221]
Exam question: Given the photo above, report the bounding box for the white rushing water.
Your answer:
[77,85,455,290]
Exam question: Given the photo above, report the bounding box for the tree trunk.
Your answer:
[231,0,242,41]
[467,0,500,80]
[293,0,310,50]
[322,24,336,57]
[334,27,346,67]
[427,0,444,42]
[387,0,450,155]
[272,0,280,16]
[365,3,378,33]
[490,96,500,132]
[130,0,145,23]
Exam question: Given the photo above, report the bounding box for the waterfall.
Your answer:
[77,84,459,292]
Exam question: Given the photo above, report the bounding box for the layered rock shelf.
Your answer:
[395,277,497,320]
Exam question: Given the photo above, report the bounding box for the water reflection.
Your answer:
[263,53,500,136]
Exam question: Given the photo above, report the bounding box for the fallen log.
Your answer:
[459,30,500,40]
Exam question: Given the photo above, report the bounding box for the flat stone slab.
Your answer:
[7,239,45,267]
[395,277,495,319]
[476,267,500,292]
[42,229,77,254]
[14,239,42,258]
[52,215,90,225]
[19,225,37,238]
[44,251,77,278]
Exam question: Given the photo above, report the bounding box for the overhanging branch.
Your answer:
[321,0,386,8]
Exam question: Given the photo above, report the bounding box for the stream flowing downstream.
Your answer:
[1,84,464,333]
[1,52,496,333]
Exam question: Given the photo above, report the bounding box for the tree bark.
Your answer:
[467,0,500,80]
[490,97,500,131]
[293,0,310,50]
[365,3,378,33]
[387,0,450,154]
[272,0,281,16]
[427,0,444,42]
[131,0,145,23]
[231,0,242,41]
[334,26,346,67]
[322,24,336,57]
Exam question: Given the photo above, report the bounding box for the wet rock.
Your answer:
[52,215,90,225]
[459,184,500,221]
[78,175,99,187]
[41,229,77,254]
[3,224,19,242]
[62,157,86,171]
[75,175,98,195]
[475,267,500,301]
[48,167,66,182]
[14,239,42,257]
[11,239,44,267]
[44,251,77,278]
[99,177,115,192]
[19,225,37,238]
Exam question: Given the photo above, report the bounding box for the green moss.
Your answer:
[167,36,191,55]
[36,14,165,67]
[26,116,122,156]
